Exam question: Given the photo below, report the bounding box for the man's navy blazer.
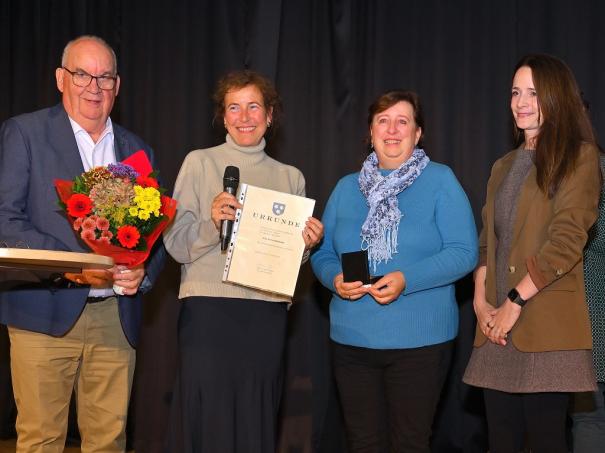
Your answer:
[0,103,166,347]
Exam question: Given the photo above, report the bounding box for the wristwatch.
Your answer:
[507,287,527,307]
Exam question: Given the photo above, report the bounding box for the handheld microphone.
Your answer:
[220,166,240,251]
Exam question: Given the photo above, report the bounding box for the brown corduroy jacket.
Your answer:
[474,144,601,352]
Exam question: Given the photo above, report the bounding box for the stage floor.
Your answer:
[0,439,134,452]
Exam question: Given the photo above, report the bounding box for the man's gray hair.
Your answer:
[61,35,118,74]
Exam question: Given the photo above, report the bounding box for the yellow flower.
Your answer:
[138,210,151,220]
[132,185,161,218]
[129,207,139,217]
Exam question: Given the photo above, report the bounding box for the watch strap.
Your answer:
[507,287,527,307]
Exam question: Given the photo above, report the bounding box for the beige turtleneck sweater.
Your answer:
[163,135,306,303]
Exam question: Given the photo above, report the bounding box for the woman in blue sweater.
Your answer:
[311,90,478,452]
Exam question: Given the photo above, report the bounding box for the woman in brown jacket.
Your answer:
[463,54,601,453]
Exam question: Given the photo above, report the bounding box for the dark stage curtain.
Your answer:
[1,1,605,451]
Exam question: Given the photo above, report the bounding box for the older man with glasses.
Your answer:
[0,35,165,452]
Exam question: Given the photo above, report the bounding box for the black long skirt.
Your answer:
[166,296,288,453]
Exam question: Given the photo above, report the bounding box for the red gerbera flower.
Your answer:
[116,225,141,249]
[66,194,92,217]
[136,175,159,188]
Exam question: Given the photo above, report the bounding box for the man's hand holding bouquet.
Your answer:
[55,151,177,295]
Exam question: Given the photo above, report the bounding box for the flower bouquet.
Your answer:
[55,150,177,266]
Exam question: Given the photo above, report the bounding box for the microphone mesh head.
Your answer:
[223,166,239,190]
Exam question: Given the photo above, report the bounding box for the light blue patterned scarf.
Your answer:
[359,149,429,272]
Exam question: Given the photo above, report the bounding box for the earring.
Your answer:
[267,121,271,127]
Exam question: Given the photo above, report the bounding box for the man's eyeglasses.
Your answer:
[62,67,117,90]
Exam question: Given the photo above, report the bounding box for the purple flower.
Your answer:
[107,163,139,179]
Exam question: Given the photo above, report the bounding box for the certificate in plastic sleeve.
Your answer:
[222,184,315,297]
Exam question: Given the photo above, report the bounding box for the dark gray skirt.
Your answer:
[463,340,596,393]
[166,296,288,453]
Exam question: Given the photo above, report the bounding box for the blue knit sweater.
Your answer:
[311,162,478,349]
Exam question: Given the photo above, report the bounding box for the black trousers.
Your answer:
[331,340,453,453]
[483,388,570,453]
